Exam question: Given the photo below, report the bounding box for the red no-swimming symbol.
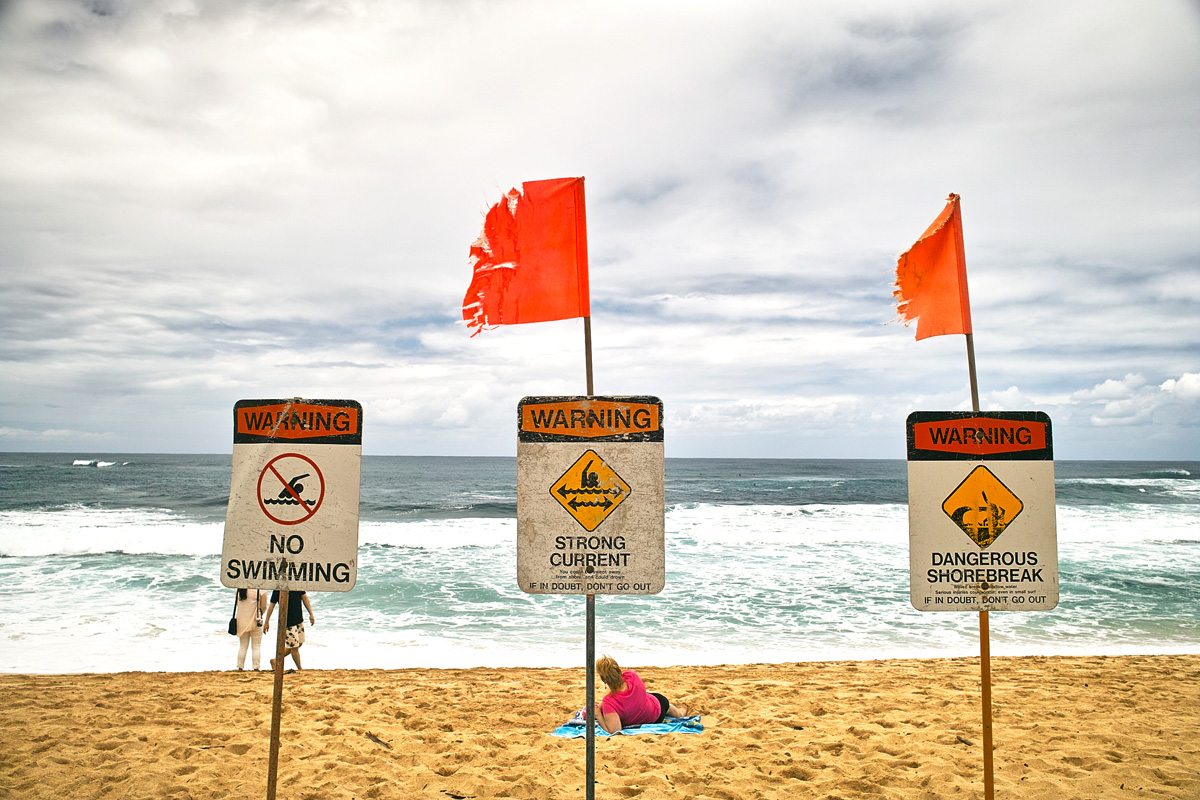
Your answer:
[257,453,325,525]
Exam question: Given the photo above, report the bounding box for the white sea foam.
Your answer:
[1,496,1197,674]
[1058,476,1200,500]
[1058,505,1199,544]
[359,517,513,550]
[2,500,1196,559]
[0,508,223,557]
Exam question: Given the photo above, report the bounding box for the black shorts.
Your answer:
[651,693,669,723]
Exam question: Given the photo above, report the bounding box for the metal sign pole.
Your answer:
[512,323,663,800]
[965,332,994,800]
[586,593,596,800]
[266,587,289,800]
[583,317,595,398]
[583,316,596,800]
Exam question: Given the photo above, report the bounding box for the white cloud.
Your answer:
[0,0,1197,458]
[1057,372,1200,432]
[1162,373,1200,400]
[1072,374,1148,404]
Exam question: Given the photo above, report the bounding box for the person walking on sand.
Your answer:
[233,588,268,670]
[264,590,314,671]
[594,655,688,733]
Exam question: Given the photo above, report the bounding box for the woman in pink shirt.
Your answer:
[594,655,689,733]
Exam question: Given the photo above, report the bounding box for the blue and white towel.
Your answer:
[550,710,704,739]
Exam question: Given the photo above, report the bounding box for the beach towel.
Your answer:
[550,710,703,739]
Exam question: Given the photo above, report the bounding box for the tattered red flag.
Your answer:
[462,177,590,336]
[894,193,973,340]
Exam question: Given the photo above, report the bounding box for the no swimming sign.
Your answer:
[221,398,363,592]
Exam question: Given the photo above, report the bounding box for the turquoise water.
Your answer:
[0,454,1196,673]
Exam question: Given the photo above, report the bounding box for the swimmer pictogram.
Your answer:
[263,473,317,506]
[257,453,325,525]
[550,449,630,531]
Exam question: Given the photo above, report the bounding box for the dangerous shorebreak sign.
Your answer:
[221,398,362,592]
[907,411,1058,612]
[517,396,665,595]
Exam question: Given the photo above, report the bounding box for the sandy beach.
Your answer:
[2,654,1196,799]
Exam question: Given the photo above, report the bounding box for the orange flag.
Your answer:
[462,177,590,336]
[894,193,973,340]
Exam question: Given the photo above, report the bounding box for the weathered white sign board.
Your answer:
[517,396,665,595]
[221,398,362,592]
[908,411,1059,612]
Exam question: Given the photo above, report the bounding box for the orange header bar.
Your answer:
[912,416,1046,456]
[521,399,660,439]
[237,402,359,440]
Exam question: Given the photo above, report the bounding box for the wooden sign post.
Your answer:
[906,397,1059,798]
[220,398,363,800]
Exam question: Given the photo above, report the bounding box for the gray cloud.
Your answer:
[1,0,1197,458]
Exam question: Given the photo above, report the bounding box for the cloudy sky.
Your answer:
[1,0,1197,460]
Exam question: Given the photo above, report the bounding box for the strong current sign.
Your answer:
[221,399,362,592]
[906,411,1059,612]
[517,396,665,595]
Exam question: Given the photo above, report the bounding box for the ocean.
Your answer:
[0,454,1197,674]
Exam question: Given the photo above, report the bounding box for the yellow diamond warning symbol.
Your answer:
[551,449,631,532]
[942,465,1023,549]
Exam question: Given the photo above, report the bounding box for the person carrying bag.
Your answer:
[231,588,268,670]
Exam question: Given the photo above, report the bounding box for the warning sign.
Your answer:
[907,411,1058,612]
[221,398,362,592]
[551,449,631,531]
[517,396,664,596]
[941,465,1022,548]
